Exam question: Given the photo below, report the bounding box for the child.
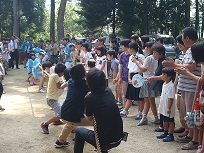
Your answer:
[26,52,35,85]
[40,63,66,134]
[54,64,91,148]
[32,51,46,93]
[117,39,131,109]
[95,46,108,86]
[106,50,122,103]
[87,58,96,71]
[0,81,4,111]
[70,44,77,66]
[60,68,71,89]
[120,42,145,117]
[156,68,175,142]
[81,43,93,65]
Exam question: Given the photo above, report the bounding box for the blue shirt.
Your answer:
[61,79,89,122]
[111,58,119,71]
[64,42,73,63]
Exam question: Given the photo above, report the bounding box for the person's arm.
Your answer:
[60,82,68,89]
[118,64,123,82]
[128,71,131,84]
[100,60,106,71]
[167,98,174,114]
[175,67,203,84]
[85,115,93,121]
[147,75,162,83]
[174,73,178,88]
[132,58,147,73]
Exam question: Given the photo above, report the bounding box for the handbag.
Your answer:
[186,78,201,128]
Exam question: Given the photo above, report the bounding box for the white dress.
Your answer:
[158,81,175,118]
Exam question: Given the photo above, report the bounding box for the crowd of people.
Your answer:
[1,26,204,153]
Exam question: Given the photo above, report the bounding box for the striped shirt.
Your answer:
[178,48,201,92]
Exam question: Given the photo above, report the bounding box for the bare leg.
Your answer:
[124,99,133,112]
[38,76,45,90]
[46,116,60,125]
[140,98,150,122]
[149,97,158,119]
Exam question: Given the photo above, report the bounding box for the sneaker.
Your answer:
[151,118,160,124]
[137,119,148,126]
[156,133,168,139]
[120,110,127,117]
[154,127,164,132]
[135,114,142,120]
[40,122,49,134]
[177,136,192,143]
[38,89,46,93]
[42,85,47,88]
[181,141,199,150]
[54,140,70,148]
[163,135,174,142]
[116,101,122,106]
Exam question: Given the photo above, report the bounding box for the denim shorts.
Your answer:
[47,99,61,118]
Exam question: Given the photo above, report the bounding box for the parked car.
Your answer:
[144,34,177,59]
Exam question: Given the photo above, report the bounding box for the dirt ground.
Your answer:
[0,65,196,153]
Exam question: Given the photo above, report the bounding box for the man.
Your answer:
[74,68,123,153]
[21,35,33,67]
[8,35,20,69]
[162,27,201,150]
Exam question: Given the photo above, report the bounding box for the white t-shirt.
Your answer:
[158,81,175,118]
[96,55,108,79]
[128,53,145,73]
[143,54,158,78]
[83,52,93,64]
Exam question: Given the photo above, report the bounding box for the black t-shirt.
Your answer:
[61,79,89,122]
[150,56,166,92]
[85,88,123,145]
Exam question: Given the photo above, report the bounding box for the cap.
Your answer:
[92,39,98,44]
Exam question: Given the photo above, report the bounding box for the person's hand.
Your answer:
[162,59,175,68]
[147,76,154,83]
[174,67,188,75]
[128,79,132,84]
[167,108,171,114]
[118,78,122,83]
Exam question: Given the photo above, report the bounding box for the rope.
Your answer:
[93,115,102,153]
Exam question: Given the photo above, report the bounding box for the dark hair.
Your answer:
[145,41,154,48]
[38,51,45,56]
[69,44,75,48]
[76,41,82,45]
[88,59,96,68]
[28,52,35,59]
[98,38,105,44]
[156,37,163,44]
[120,39,131,47]
[63,68,71,81]
[161,68,176,82]
[96,46,106,57]
[106,50,116,58]
[42,61,52,70]
[70,64,86,82]
[151,43,165,55]
[176,34,184,45]
[55,62,66,74]
[191,42,204,63]
[118,50,123,55]
[128,42,143,54]
[141,36,150,44]
[130,35,139,41]
[111,39,117,44]
[82,43,90,52]
[86,68,106,93]
[182,27,198,41]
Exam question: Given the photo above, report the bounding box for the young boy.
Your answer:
[54,64,91,148]
[32,51,46,93]
[40,62,66,134]
[74,68,123,153]
[156,68,176,142]
[107,50,122,103]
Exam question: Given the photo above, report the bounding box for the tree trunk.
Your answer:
[13,0,19,37]
[201,0,204,37]
[195,0,199,31]
[57,0,67,42]
[112,1,116,35]
[185,0,190,26]
[50,0,55,40]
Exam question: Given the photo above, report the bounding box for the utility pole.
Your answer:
[13,0,19,37]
